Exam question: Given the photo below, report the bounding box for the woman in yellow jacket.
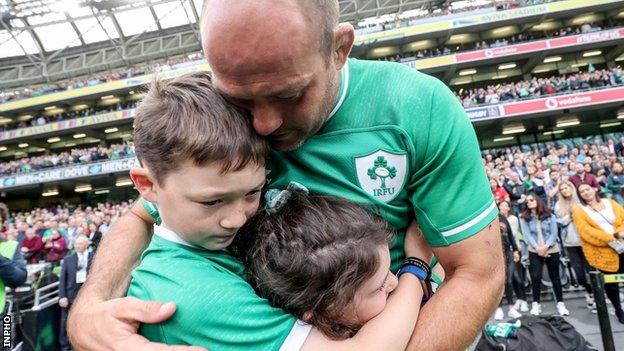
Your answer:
[572,183,624,324]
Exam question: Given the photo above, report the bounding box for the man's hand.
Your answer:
[59,297,69,309]
[513,251,520,263]
[67,297,207,351]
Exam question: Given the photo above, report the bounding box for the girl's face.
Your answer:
[499,202,510,216]
[343,244,398,327]
[559,183,573,199]
[526,196,538,210]
[578,184,596,203]
[490,179,498,189]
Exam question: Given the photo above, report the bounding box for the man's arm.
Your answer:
[406,219,505,351]
[67,200,205,351]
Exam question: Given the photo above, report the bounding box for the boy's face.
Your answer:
[154,160,266,251]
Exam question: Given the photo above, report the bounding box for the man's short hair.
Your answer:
[133,72,269,185]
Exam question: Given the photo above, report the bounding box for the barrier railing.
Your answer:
[589,271,624,351]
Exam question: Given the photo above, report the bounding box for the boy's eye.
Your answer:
[247,189,261,197]
[202,199,223,207]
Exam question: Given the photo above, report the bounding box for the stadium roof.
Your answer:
[0,0,441,60]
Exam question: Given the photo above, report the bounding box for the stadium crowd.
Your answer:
[0,101,137,132]
[356,0,563,35]
[379,22,607,62]
[456,66,624,107]
[0,200,133,264]
[484,135,624,323]
[0,142,135,176]
[0,53,203,104]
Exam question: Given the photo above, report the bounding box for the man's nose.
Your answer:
[251,104,283,136]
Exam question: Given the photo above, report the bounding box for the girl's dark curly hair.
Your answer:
[232,193,391,339]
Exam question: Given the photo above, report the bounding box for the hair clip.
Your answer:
[264,181,309,214]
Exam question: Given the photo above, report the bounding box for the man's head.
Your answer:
[74,235,90,253]
[575,162,585,175]
[25,228,36,239]
[131,72,269,251]
[200,0,353,151]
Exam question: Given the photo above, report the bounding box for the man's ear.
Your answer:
[130,167,158,203]
[332,23,355,71]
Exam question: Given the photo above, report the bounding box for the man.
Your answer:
[59,236,91,351]
[569,162,600,190]
[503,172,526,215]
[0,234,27,313]
[511,158,527,179]
[68,1,504,350]
[20,227,44,263]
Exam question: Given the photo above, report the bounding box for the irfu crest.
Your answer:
[355,150,407,203]
[367,156,397,190]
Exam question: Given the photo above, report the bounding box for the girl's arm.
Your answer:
[302,274,423,351]
[545,216,558,247]
[572,207,614,246]
[520,219,538,249]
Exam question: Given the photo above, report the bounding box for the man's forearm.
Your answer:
[77,209,153,301]
[406,222,505,351]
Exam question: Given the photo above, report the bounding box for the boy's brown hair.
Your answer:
[133,72,269,184]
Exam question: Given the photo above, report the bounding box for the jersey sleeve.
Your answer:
[141,198,162,226]
[409,78,497,247]
[128,249,301,350]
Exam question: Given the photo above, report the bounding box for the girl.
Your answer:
[519,195,569,316]
[555,180,594,309]
[234,185,430,341]
[572,184,624,324]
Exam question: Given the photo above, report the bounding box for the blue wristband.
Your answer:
[397,264,428,281]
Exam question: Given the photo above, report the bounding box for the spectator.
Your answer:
[607,161,624,205]
[499,201,529,313]
[20,228,44,264]
[555,181,594,309]
[491,178,510,204]
[44,229,66,264]
[520,194,569,316]
[572,183,624,324]
[569,162,600,190]
[503,172,527,214]
[59,236,91,351]
[87,222,102,253]
[493,213,524,320]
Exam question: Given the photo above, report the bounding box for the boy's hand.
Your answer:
[67,297,208,351]
[404,220,433,262]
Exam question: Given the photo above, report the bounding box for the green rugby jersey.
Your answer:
[267,58,497,270]
[127,227,307,350]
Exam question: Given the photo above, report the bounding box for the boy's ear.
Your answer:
[130,167,158,203]
[302,310,313,323]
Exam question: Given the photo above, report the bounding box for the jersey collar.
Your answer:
[154,224,202,249]
[326,59,350,121]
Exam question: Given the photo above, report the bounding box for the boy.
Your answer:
[127,72,424,351]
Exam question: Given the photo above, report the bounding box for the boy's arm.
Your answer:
[67,200,204,351]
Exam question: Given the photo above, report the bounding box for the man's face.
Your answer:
[152,160,266,251]
[202,0,343,151]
